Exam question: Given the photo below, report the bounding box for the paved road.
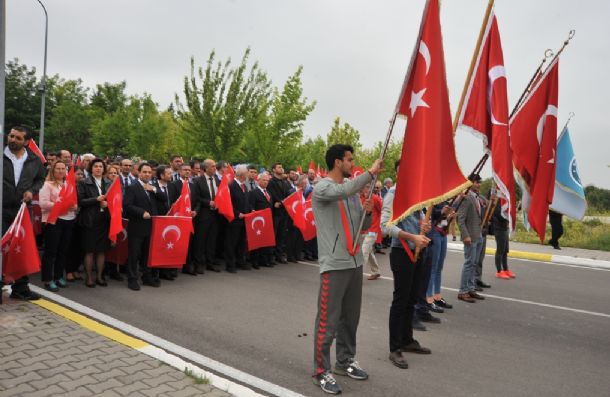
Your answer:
[34,251,610,397]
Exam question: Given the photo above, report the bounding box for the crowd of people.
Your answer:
[2,127,516,395]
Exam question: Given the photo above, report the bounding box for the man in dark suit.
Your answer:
[123,163,167,291]
[225,165,252,273]
[248,172,274,268]
[153,165,176,280]
[267,162,291,263]
[168,163,199,275]
[191,159,222,273]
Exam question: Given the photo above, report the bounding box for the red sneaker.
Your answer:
[496,271,510,280]
[505,270,516,278]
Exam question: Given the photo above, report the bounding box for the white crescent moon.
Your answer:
[304,207,313,220]
[291,201,299,214]
[162,225,181,241]
[17,226,26,239]
[251,216,265,230]
[536,105,559,145]
[419,41,431,76]
[120,229,128,242]
[488,65,507,126]
[353,170,362,178]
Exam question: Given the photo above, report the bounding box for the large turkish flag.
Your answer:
[244,208,275,251]
[148,216,192,267]
[1,204,41,282]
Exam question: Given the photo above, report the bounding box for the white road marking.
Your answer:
[27,285,308,397]
[297,261,610,319]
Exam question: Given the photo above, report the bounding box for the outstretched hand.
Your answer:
[368,159,384,176]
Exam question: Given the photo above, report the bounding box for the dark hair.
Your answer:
[147,160,159,168]
[325,144,354,170]
[138,162,152,172]
[189,159,200,168]
[270,162,282,171]
[216,160,227,169]
[468,173,482,182]
[156,165,169,179]
[394,159,400,171]
[88,158,107,175]
[11,126,33,140]
[180,163,191,169]
[247,164,257,171]
[170,155,182,162]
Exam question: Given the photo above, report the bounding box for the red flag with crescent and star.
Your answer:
[244,208,275,251]
[27,139,46,164]
[167,180,194,234]
[47,166,78,225]
[510,59,559,242]
[148,216,192,267]
[309,160,315,172]
[216,166,235,222]
[106,178,123,244]
[106,219,129,265]
[1,203,41,282]
[283,190,306,232]
[350,166,364,180]
[302,198,317,241]
[391,0,470,224]
[457,11,516,232]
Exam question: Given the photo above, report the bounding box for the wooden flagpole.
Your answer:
[414,0,495,261]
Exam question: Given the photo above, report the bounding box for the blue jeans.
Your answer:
[426,229,447,297]
[459,237,482,293]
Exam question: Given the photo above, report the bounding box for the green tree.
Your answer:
[326,117,362,153]
[295,135,327,171]
[177,48,273,160]
[4,59,43,133]
[358,139,402,181]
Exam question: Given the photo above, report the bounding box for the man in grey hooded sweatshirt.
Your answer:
[311,143,383,395]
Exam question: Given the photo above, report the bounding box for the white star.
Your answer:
[166,242,174,250]
[2,244,10,253]
[409,88,430,118]
[311,221,316,226]
[34,216,41,222]
[14,245,21,254]
[256,230,261,235]
[547,149,556,164]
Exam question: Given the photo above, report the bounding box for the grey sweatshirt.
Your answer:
[312,172,373,273]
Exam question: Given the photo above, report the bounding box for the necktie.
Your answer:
[241,183,246,193]
[209,177,216,200]
[263,189,270,202]
[250,181,255,190]
[124,176,129,186]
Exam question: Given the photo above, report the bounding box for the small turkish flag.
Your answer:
[27,140,46,164]
[309,161,316,172]
[510,60,559,242]
[283,190,306,232]
[216,168,235,222]
[297,165,303,174]
[350,166,364,180]
[302,198,317,241]
[106,178,123,244]
[167,180,194,234]
[1,204,41,282]
[244,208,275,251]
[106,219,129,265]
[148,216,192,267]
[47,166,78,225]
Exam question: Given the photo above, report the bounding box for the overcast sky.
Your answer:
[6,0,610,188]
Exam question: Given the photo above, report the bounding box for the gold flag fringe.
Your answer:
[387,180,472,226]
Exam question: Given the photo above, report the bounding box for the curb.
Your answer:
[446,242,610,270]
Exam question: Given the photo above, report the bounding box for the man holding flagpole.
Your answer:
[310,143,382,395]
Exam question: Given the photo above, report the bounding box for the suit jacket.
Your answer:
[152,181,172,214]
[168,179,195,206]
[245,179,257,192]
[123,182,165,237]
[267,176,291,215]
[249,187,273,211]
[229,180,251,220]
[191,174,220,220]
[77,176,111,228]
[457,192,483,241]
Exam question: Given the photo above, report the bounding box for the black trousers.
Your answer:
[41,219,75,282]
[286,223,304,261]
[65,223,85,274]
[273,211,288,259]
[127,234,157,281]
[388,246,426,352]
[225,219,246,270]
[251,247,273,266]
[2,206,31,293]
[549,212,564,246]
[414,248,432,315]
[195,213,218,266]
[494,228,509,272]
[304,237,318,259]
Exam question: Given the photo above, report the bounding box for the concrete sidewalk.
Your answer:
[0,296,233,397]
[447,237,610,269]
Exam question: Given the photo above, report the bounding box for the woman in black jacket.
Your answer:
[491,202,515,279]
[77,158,111,287]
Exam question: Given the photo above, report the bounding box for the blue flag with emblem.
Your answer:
[549,126,586,219]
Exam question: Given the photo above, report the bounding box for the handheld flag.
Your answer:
[148,216,192,267]
[27,140,46,164]
[47,166,78,224]
[244,208,275,251]
[106,178,123,243]
[216,168,235,222]
[1,204,41,282]
[106,219,129,265]
[550,125,586,219]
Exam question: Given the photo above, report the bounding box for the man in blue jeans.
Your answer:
[457,174,486,303]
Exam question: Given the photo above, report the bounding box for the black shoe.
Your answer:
[206,265,222,272]
[142,278,160,287]
[389,351,409,369]
[313,371,342,395]
[226,268,237,274]
[182,268,197,276]
[10,289,41,301]
[402,340,432,354]
[333,359,368,380]
[418,312,441,324]
[277,257,288,264]
[428,302,445,313]
[108,272,124,281]
[412,317,427,331]
[474,286,484,292]
[238,264,252,270]
[195,265,205,274]
[96,279,108,287]
[159,273,173,280]
[434,298,453,309]
[476,280,491,288]
[128,279,140,291]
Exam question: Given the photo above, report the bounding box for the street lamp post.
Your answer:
[35,0,48,152]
